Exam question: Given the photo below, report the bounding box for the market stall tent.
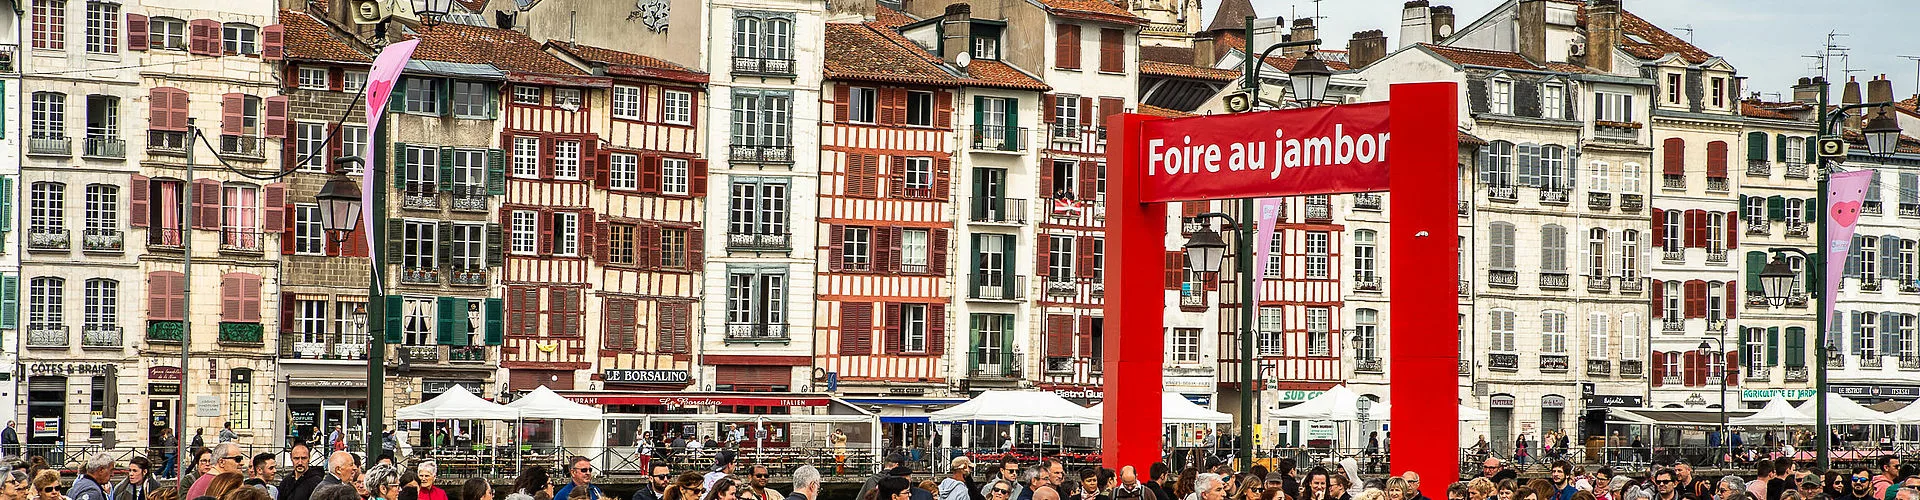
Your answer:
[1889,399,1920,425]
[1729,396,1813,426]
[1795,394,1895,425]
[1088,393,1232,424]
[396,385,519,421]
[929,390,1100,424]
[506,386,606,470]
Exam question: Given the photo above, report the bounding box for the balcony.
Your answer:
[1784,365,1809,382]
[1706,177,1730,192]
[448,268,488,286]
[1788,293,1810,308]
[1662,318,1683,332]
[1905,281,1920,293]
[1786,221,1809,237]
[729,144,794,164]
[401,189,440,210]
[971,198,1026,224]
[280,335,370,360]
[26,227,70,252]
[450,185,489,212]
[1488,269,1518,287]
[1179,290,1206,308]
[727,232,792,251]
[1620,359,1643,377]
[970,125,1027,152]
[219,135,266,159]
[968,274,1024,301]
[1587,192,1611,211]
[1746,290,1769,307]
[1353,272,1381,292]
[1458,200,1470,215]
[1354,193,1382,210]
[1304,199,1331,221]
[218,229,264,253]
[1539,354,1569,372]
[1459,360,1473,375]
[725,323,790,342]
[0,43,14,72]
[1488,353,1519,371]
[1091,280,1104,296]
[1539,187,1571,204]
[1488,185,1518,202]
[1587,359,1612,377]
[218,322,264,345]
[1586,275,1612,293]
[1864,200,1883,215]
[1662,174,1685,189]
[1706,249,1728,264]
[80,325,123,348]
[1862,279,1883,292]
[26,325,68,348]
[146,320,184,343]
[1620,193,1644,212]
[1459,279,1470,296]
[1356,358,1382,373]
[449,345,488,363]
[1619,277,1645,293]
[1901,357,1920,370]
[1861,356,1883,369]
[82,228,123,253]
[732,56,796,77]
[401,345,439,364]
[1046,277,1078,297]
[28,134,71,156]
[1180,218,1207,235]
[1785,163,1811,179]
[1747,160,1771,177]
[1902,203,1920,218]
[1707,319,1727,334]
[400,267,441,285]
[1539,272,1570,290]
[82,136,126,159]
[148,130,189,155]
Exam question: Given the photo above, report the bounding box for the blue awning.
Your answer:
[881,416,930,424]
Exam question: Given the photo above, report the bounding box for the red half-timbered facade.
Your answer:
[1034,93,1130,398]
[1219,196,1347,391]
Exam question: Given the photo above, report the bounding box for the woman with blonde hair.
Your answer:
[1467,479,1496,500]
[32,470,64,500]
[1382,478,1408,500]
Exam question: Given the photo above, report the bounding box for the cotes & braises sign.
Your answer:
[1139,102,1390,202]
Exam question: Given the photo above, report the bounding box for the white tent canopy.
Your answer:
[1795,393,1894,425]
[1269,386,1367,421]
[1889,399,1920,424]
[1353,400,1490,422]
[507,386,604,420]
[1088,393,1233,424]
[396,385,519,421]
[1731,396,1813,426]
[1458,405,1490,422]
[929,390,1100,424]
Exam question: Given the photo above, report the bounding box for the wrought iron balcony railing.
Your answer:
[27,227,70,251]
[219,135,266,159]
[28,134,71,156]
[1487,353,1519,371]
[1747,159,1771,177]
[1354,193,1382,210]
[1619,277,1645,293]
[1353,272,1382,292]
[1586,275,1612,293]
[1488,185,1518,202]
[1620,193,1644,212]
[732,56,796,76]
[727,232,792,251]
[1786,221,1810,237]
[1539,187,1572,204]
[1539,272,1570,290]
[970,125,1027,152]
[1784,366,1809,381]
[83,136,126,158]
[80,325,122,348]
[969,274,1024,301]
[1620,359,1644,376]
[1785,163,1811,179]
[82,228,123,253]
[971,197,1026,224]
[729,144,794,164]
[1746,219,1770,235]
[148,130,189,154]
[26,324,68,347]
[1663,174,1686,189]
[1488,270,1518,287]
[725,323,790,341]
[280,335,371,360]
[1587,192,1611,210]
[1539,354,1569,372]
[1587,359,1611,377]
[400,267,441,284]
[1706,177,1730,192]
[1356,358,1382,373]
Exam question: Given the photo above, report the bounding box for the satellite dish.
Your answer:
[956,52,972,68]
[1436,24,1454,37]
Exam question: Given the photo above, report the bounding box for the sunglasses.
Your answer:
[42,488,57,493]
[1854,478,1873,483]
[1656,480,1676,485]
[227,455,247,463]
[993,490,1011,495]
[575,468,592,473]
[653,474,671,479]
[753,474,770,478]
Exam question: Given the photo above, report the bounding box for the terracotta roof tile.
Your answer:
[874,6,918,29]
[1140,45,1195,65]
[1740,102,1794,120]
[1036,0,1145,25]
[279,10,371,63]
[824,23,965,86]
[963,60,1051,91]
[403,22,584,75]
[1141,60,1238,82]
[453,0,488,13]
[1136,104,1193,118]
[1419,44,1540,71]
[1616,10,1714,64]
[1459,129,1488,146]
[1261,54,1351,73]
[547,42,708,84]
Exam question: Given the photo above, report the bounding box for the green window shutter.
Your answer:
[484,297,504,345]
[438,79,452,117]
[438,146,455,192]
[971,168,988,220]
[387,218,405,262]
[436,296,458,344]
[1767,327,1780,366]
[1786,327,1806,367]
[0,176,14,234]
[485,223,503,267]
[973,96,985,142]
[486,149,507,195]
[1002,234,1017,275]
[0,274,18,330]
[1776,134,1788,162]
[1745,251,1766,292]
[487,84,499,119]
[394,78,407,111]
[1805,137,1818,164]
[392,143,409,190]
[384,294,405,343]
[451,298,471,346]
[1004,98,1018,132]
[437,221,454,270]
[968,314,983,372]
[1747,131,1767,161]
[1767,196,1785,221]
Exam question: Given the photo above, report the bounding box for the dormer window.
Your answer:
[1710,77,1726,108]
[1542,83,1564,119]
[1491,78,1513,115]
[1666,73,1681,104]
[971,23,1002,60]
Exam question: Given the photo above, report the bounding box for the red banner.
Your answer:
[1138,102,1390,202]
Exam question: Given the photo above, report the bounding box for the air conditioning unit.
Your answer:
[1568,42,1587,57]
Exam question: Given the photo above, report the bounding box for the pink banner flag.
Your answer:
[1826,169,1876,322]
[1252,198,1284,285]
[361,39,420,258]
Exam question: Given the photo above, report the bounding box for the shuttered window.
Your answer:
[1098,28,1123,73]
[1054,24,1080,70]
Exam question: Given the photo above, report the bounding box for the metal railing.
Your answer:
[280,334,371,360]
[0,43,15,73]
[148,130,189,154]
[1620,359,1644,376]
[146,320,183,343]
[449,267,488,286]
[1488,185,1518,201]
[1459,279,1470,296]
[449,345,488,362]
[28,134,71,155]
[1588,192,1611,210]
[1865,200,1884,214]
[220,134,266,158]
[1746,219,1770,235]
[726,323,789,341]
[401,267,441,284]
[1902,203,1920,218]
[968,274,1023,301]
[80,325,122,348]
[1144,22,1187,34]
[219,322,264,345]
[220,229,265,252]
[1539,272,1570,290]
[1356,358,1382,373]
[27,227,70,251]
[1488,269,1518,287]
[402,190,440,209]
[26,324,68,347]
[1784,365,1809,381]
[1587,275,1613,293]
[1663,174,1686,189]
[970,352,1024,379]
[1304,199,1331,221]
[1706,177,1730,192]
[402,345,440,363]
[970,197,1026,224]
[1862,278,1883,292]
[148,227,185,248]
[1354,193,1382,210]
[1458,200,1471,215]
[1787,221,1810,237]
[730,144,794,164]
[1747,159,1771,177]
[1662,318,1684,332]
[1861,355,1884,368]
[1539,354,1569,372]
[83,228,123,252]
[1785,163,1811,178]
[1179,290,1207,308]
[727,232,792,251]
[970,125,1026,152]
[1706,249,1728,263]
[1620,193,1644,212]
[83,136,126,158]
[1620,277,1645,293]
[1707,319,1727,333]
[1458,360,1473,375]
[1487,353,1519,370]
[1587,359,1612,376]
[1046,277,1077,297]
[1539,187,1572,204]
[732,56,796,76]
[451,185,489,211]
[1353,272,1381,292]
[1747,366,1769,379]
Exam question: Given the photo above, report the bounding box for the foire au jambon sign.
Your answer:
[1138,102,1391,202]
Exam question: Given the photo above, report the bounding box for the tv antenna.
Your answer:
[1901,55,1920,99]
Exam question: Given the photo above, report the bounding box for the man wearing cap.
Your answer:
[861,454,910,500]
[941,458,976,500]
[704,450,738,490]
[894,465,934,500]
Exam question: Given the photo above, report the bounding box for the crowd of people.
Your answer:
[1460,453,1920,500]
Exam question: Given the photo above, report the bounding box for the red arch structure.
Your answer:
[1102,82,1460,497]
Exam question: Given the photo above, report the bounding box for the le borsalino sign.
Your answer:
[602,369,691,384]
[1138,102,1391,202]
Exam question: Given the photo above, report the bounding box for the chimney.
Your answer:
[1194,35,1216,67]
[1869,73,1896,122]
[1429,5,1454,42]
[941,4,972,65]
[1585,0,1618,72]
[1517,0,1546,63]
[1398,0,1431,50]
[1792,77,1820,104]
[1346,30,1388,69]
[1283,18,1317,58]
[1843,76,1864,128]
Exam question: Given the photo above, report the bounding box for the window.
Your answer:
[1257,306,1284,356]
[1788,255,1807,294]
[29,182,64,232]
[612,85,643,119]
[972,34,998,60]
[1785,137,1805,165]
[1661,210,1681,250]
[848,87,875,124]
[1706,281,1726,321]
[402,77,439,114]
[660,228,688,268]
[1905,240,1918,283]
[1306,231,1329,279]
[1861,311,1880,357]
[82,184,114,232]
[149,17,186,50]
[1054,23,1080,69]
[902,229,928,271]
[293,204,322,255]
[83,279,115,328]
[402,220,436,269]
[295,122,326,171]
[451,81,490,118]
[608,225,636,265]
[609,153,639,190]
[512,137,539,177]
[725,268,788,338]
[1904,315,1918,360]
[218,184,259,249]
[1589,162,1609,192]
[402,145,437,193]
[727,178,789,238]
[1163,327,1200,364]
[510,210,536,254]
[733,13,794,66]
[658,90,694,125]
[1266,230,1284,278]
[227,369,252,429]
[296,67,329,90]
[1662,281,1681,321]
[1787,198,1805,224]
[906,91,934,127]
[84,2,118,54]
[1596,91,1633,122]
[343,71,368,93]
[842,226,871,271]
[1742,327,1765,370]
[1587,228,1607,277]
[1744,195,1765,223]
[554,212,579,256]
[1353,230,1376,282]
[1306,307,1331,356]
[1623,162,1642,192]
[28,277,63,328]
[1048,234,1073,279]
[1489,222,1516,270]
[663,158,690,195]
[31,92,65,139]
[551,140,580,179]
[341,126,368,175]
[1588,313,1609,359]
[731,90,792,148]
[902,157,933,198]
[1054,95,1080,136]
[1710,77,1726,108]
[1542,83,1563,118]
[1489,309,1516,351]
[1661,351,1679,383]
[221,23,257,55]
[1621,314,1642,359]
[1491,79,1512,114]
[1481,141,1514,186]
[901,304,928,352]
[1666,73,1681,104]
[1541,310,1567,352]
[512,86,542,105]
[294,300,327,343]
[1862,236,1880,281]
[1049,159,1078,197]
[402,297,433,345]
[31,0,66,50]
[1618,230,1640,279]
[1534,145,1568,190]
[1354,309,1378,360]
[1705,213,1725,251]
[449,149,484,193]
[1091,238,1105,280]
[546,88,578,108]
[451,223,484,270]
[1540,224,1567,272]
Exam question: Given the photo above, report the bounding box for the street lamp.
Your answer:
[1287,53,1334,106]
[1184,226,1228,273]
[1759,255,1798,307]
[1698,338,1728,467]
[316,158,365,242]
[1865,111,1903,156]
[1182,212,1253,470]
[414,0,452,25]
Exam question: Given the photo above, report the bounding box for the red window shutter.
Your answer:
[687,228,704,269]
[1651,279,1664,312]
[538,209,556,255]
[261,183,285,232]
[1663,137,1685,175]
[1681,210,1697,247]
[935,90,953,129]
[147,272,167,320]
[340,225,367,258]
[261,24,284,61]
[505,287,525,335]
[1726,211,1738,249]
[884,227,902,272]
[1076,235,1095,277]
[1685,281,1706,318]
[220,274,239,321]
[579,137,599,185]
[1183,201,1205,217]
[639,225,661,268]
[1055,24,1080,69]
[593,150,612,189]
[888,156,906,199]
[188,19,214,55]
[127,14,148,51]
[130,174,150,228]
[884,302,904,352]
[1043,94,1057,123]
[827,224,845,272]
[1164,250,1182,290]
[640,155,662,194]
[278,293,297,335]
[593,221,611,263]
[148,88,170,132]
[220,93,244,136]
[933,157,951,200]
[1046,315,1074,356]
[1036,232,1051,278]
[579,210,596,259]
[1725,281,1738,320]
[840,302,871,355]
[689,159,709,196]
[547,289,567,337]
[1706,140,1728,177]
[193,179,221,230]
[1099,97,1124,124]
[927,303,946,355]
[871,225,893,272]
[1650,208,1664,244]
[930,229,948,275]
[242,274,262,322]
[1077,160,1097,199]
[1651,351,1665,387]
[1100,29,1123,73]
[834,84,849,123]
[168,89,190,132]
[1077,316,1093,355]
[1079,96,1094,129]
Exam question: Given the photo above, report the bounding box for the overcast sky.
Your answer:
[1203,0,1920,101]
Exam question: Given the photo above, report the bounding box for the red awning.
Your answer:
[554,391,831,408]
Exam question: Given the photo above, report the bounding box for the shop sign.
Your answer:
[602,369,691,384]
[1277,390,1324,403]
[1489,394,1516,408]
[1586,395,1643,408]
[149,366,182,381]
[195,395,221,417]
[1183,394,1213,406]
[1742,388,1818,400]
[288,379,368,389]
[29,362,116,376]
[1306,421,1336,440]
[1541,395,1567,409]
[886,387,925,396]
[1831,386,1873,397]
[31,418,59,438]
[1829,385,1918,399]
[149,383,180,396]
[1050,387,1104,400]
[567,393,832,407]
[424,380,486,395]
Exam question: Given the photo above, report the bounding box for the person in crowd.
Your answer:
[1298,469,1330,500]
[984,479,1019,500]
[191,430,206,453]
[1147,465,1173,500]
[1648,470,1682,500]
[203,474,248,500]
[458,478,490,500]
[555,457,603,500]
[1028,466,1061,500]
[245,454,278,500]
[1677,465,1714,500]
[362,465,399,500]
[1404,473,1430,500]
[997,460,1027,500]
[739,465,780,500]
[941,459,977,500]
[702,452,736,492]
[1525,479,1555,500]
[635,464,670,500]
[32,470,63,500]
[504,466,552,500]
[1510,485,1537,500]
[6,470,34,500]
[1590,468,1615,500]
[662,473,704,500]
[308,485,357,500]
[220,487,270,500]
[1115,467,1156,500]
[1449,484,1473,500]
[117,457,163,500]
[788,466,821,500]
[703,477,739,500]
[67,453,115,500]
[1074,468,1109,500]
[1189,474,1226,500]
[1174,469,1198,500]
[1716,477,1749,500]
[218,423,238,444]
[1466,479,1494,500]
[1326,474,1349,500]
[1841,469,1876,500]
[412,461,447,500]
[158,428,181,479]
[1385,478,1410,500]
[1875,458,1903,500]
[182,448,215,487]
[188,445,249,500]
[1547,463,1577,500]
[1795,479,1820,500]
[1496,480,1516,500]
[865,455,910,500]
[1747,462,1776,500]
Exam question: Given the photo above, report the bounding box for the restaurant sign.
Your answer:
[602,369,691,384]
